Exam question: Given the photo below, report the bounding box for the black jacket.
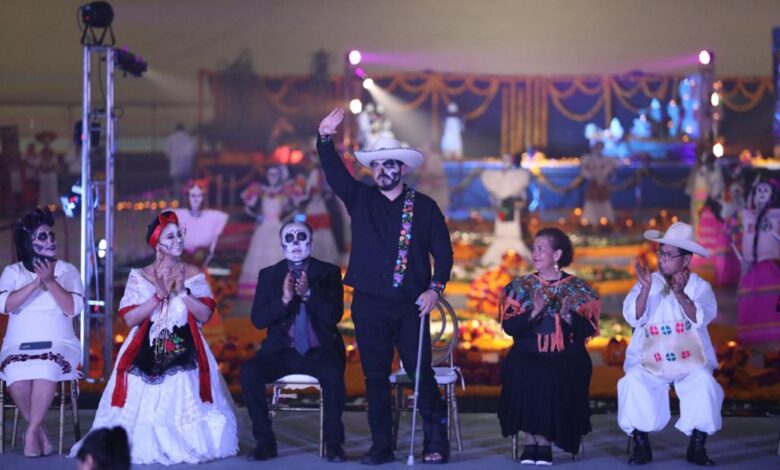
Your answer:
[250,257,346,367]
[317,136,453,302]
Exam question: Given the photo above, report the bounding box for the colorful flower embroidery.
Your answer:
[649,325,660,336]
[681,350,691,359]
[665,352,677,362]
[660,325,672,336]
[392,188,415,288]
[654,352,662,363]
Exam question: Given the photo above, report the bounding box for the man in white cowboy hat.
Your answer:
[317,108,453,465]
[618,222,723,466]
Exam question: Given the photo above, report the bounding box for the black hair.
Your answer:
[145,210,176,245]
[279,220,314,238]
[76,426,130,470]
[13,207,55,272]
[534,227,574,268]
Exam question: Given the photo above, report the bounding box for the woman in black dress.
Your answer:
[498,227,600,465]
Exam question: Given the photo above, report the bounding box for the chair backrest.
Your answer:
[429,297,458,367]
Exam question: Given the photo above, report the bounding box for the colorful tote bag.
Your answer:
[640,319,707,382]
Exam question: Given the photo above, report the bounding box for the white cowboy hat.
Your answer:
[644,222,709,257]
[354,136,424,170]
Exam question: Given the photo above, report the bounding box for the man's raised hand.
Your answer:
[319,108,344,136]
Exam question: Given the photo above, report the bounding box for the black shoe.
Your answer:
[248,441,278,461]
[325,442,348,462]
[535,445,552,466]
[687,429,716,466]
[519,444,537,464]
[628,431,652,465]
[361,442,395,465]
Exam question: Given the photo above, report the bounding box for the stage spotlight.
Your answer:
[713,142,724,158]
[698,50,712,66]
[710,92,720,107]
[114,48,147,77]
[354,67,366,78]
[81,1,113,28]
[349,99,363,114]
[348,50,362,65]
[363,78,375,90]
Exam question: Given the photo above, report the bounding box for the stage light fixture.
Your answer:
[349,99,363,114]
[354,67,366,78]
[710,92,720,107]
[81,1,114,28]
[114,48,147,77]
[363,78,375,90]
[348,50,362,65]
[713,142,724,158]
[698,50,712,66]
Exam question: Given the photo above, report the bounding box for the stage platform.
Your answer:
[0,410,777,469]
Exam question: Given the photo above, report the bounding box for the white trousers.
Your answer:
[617,366,724,436]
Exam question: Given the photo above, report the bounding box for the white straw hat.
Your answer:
[644,222,709,257]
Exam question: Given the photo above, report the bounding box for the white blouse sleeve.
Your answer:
[185,273,213,299]
[57,262,85,317]
[119,270,153,311]
[0,264,18,313]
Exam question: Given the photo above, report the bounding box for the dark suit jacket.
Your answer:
[250,257,346,367]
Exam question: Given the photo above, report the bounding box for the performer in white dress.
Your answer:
[301,165,340,265]
[70,211,238,465]
[440,102,464,159]
[0,207,83,457]
[480,155,532,265]
[238,165,291,298]
[174,178,229,268]
[580,142,621,225]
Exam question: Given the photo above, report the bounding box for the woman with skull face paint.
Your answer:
[238,165,293,298]
[736,178,780,344]
[70,211,238,465]
[173,178,229,268]
[0,207,84,457]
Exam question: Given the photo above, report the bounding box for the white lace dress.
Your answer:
[70,270,238,465]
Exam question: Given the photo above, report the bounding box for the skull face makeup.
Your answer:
[266,167,282,187]
[370,159,403,191]
[157,223,184,257]
[753,182,773,208]
[31,225,57,258]
[188,185,204,212]
[280,222,312,264]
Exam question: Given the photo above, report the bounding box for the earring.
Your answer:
[554,262,560,273]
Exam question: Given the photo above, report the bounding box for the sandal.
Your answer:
[422,451,449,464]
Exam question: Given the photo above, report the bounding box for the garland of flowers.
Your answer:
[392,187,416,288]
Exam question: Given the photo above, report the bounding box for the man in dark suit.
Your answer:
[240,221,347,462]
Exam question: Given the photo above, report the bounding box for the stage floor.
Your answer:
[1,409,777,469]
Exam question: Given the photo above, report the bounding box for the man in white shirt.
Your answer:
[618,222,723,466]
[164,123,197,199]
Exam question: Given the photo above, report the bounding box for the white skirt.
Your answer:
[0,339,81,385]
[70,329,238,465]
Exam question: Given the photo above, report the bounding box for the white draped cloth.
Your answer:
[0,261,83,385]
[480,168,532,265]
[617,272,724,436]
[70,270,238,465]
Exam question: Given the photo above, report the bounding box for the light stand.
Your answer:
[79,45,116,381]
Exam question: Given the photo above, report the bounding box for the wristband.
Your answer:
[318,133,332,144]
[428,281,445,296]
[185,287,192,297]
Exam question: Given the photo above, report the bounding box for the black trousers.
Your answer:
[240,347,346,445]
[352,292,448,452]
